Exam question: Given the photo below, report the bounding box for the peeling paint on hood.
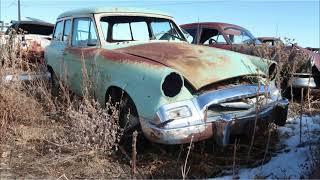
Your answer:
[116,42,272,90]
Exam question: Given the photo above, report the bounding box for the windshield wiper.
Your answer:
[165,32,185,41]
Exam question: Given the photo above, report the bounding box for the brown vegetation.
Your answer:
[232,40,311,91]
[0,34,127,178]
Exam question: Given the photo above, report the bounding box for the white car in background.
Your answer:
[1,20,54,83]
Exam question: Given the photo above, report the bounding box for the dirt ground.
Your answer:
[0,122,285,179]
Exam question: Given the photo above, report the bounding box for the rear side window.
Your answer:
[72,18,98,47]
[53,21,63,41]
[63,19,72,42]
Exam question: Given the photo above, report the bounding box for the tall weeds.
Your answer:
[232,41,311,92]
[0,32,124,178]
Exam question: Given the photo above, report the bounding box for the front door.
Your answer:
[63,17,99,96]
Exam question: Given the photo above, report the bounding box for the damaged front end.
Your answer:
[141,81,288,146]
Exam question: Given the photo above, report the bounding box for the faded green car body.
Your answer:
[45,7,288,145]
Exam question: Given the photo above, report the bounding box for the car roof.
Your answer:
[58,7,172,19]
[180,22,247,31]
[10,20,54,27]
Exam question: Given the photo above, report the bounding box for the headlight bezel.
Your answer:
[166,105,192,120]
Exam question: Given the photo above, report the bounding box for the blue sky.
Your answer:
[0,0,319,47]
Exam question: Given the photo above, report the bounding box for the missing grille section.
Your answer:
[206,95,265,117]
[197,76,259,95]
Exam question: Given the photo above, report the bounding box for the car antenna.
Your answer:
[196,17,200,45]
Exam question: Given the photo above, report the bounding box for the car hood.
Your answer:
[116,42,272,90]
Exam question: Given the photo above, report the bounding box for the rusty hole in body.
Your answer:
[162,72,183,97]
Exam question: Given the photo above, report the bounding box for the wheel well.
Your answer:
[105,86,139,117]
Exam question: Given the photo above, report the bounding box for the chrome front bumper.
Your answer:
[141,84,289,146]
[291,73,317,88]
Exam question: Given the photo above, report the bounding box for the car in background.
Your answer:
[258,37,283,46]
[306,47,319,54]
[1,20,54,82]
[181,22,320,92]
[180,22,261,51]
[257,36,320,90]
[45,7,288,146]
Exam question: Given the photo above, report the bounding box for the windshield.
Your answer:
[100,16,186,42]
[224,27,261,45]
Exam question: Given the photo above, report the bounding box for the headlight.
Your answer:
[166,106,192,120]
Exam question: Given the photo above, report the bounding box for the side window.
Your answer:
[183,28,197,43]
[63,19,71,42]
[53,21,63,41]
[72,18,98,47]
[215,33,227,44]
[200,28,227,45]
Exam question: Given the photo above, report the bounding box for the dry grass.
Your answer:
[0,33,127,178]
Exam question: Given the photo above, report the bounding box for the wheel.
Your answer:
[118,93,140,134]
[106,89,143,152]
[107,88,140,136]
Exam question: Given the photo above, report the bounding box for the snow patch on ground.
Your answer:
[221,115,320,179]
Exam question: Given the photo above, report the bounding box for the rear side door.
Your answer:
[45,20,66,78]
[63,17,100,96]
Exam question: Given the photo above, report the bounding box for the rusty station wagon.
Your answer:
[45,8,289,146]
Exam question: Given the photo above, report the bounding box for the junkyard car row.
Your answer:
[44,7,289,146]
[3,7,319,145]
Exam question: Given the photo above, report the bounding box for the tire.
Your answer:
[48,67,60,97]
[118,94,140,134]
[312,66,320,88]
[107,88,140,135]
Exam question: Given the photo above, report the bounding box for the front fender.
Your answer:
[94,55,193,120]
